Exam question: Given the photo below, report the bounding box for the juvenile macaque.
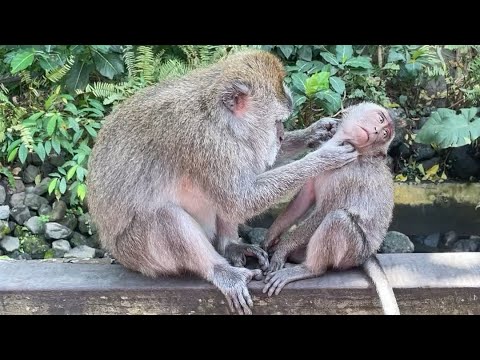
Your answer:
[87,50,357,315]
[263,102,400,315]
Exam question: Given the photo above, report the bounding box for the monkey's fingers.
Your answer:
[245,245,270,272]
[224,294,236,314]
[250,268,264,281]
[264,257,285,276]
[231,254,247,267]
[236,289,252,315]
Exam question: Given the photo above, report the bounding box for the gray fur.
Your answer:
[87,50,357,315]
[263,102,400,315]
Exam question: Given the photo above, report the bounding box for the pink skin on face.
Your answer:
[340,110,393,150]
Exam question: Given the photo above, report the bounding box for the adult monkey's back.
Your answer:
[87,50,357,315]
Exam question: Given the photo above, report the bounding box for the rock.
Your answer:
[0,236,20,252]
[70,232,88,247]
[7,221,15,233]
[87,234,100,248]
[412,143,436,162]
[64,245,96,259]
[33,177,50,196]
[0,184,6,204]
[40,162,56,179]
[51,240,71,257]
[78,213,97,235]
[10,206,31,225]
[0,205,10,220]
[419,157,441,174]
[25,185,35,194]
[27,152,43,166]
[13,179,25,193]
[95,248,105,258]
[452,239,480,252]
[449,145,480,180]
[9,250,32,260]
[38,204,52,216]
[9,192,25,208]
[443,230,458,248]
[0,249,3,256]
[24,216,46,235]
[379,231,414,253]
[423,233,441,248]
[0,220,10,238]
[247,228,268,247]
[49,153,65,167]
[58,213,78,231]
[45,222,72,240]
[238,224,253,240]
[22,234,50,259]
[24,193,49,210]
[22,165,39,184]
[49,200,67,221]
[70,232,98,248]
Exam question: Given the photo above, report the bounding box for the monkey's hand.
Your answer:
[306,117,339,149]
[264,250,287,276]
[313,139,357,171]
[224,242,269,272]
[263,264,316,296]
[212,264,263,315]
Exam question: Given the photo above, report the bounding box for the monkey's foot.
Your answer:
[212,264,263,315]
[262,265,316,297]
[224,243,269,272]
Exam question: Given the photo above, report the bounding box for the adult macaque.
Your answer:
[87,50,357,315]
[263,102,400,315]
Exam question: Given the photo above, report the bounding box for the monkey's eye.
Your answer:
[379,116,384,124]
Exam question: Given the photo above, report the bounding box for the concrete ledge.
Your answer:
[1,253,480,315]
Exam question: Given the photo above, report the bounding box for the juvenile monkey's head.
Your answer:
[218,50,293,166]
[336,102,395,156]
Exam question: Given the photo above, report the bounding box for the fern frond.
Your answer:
[135,46,155,83]
[0,83,9,95]
[123,45,135,78]
[12,124,34,150]
[155,59,191,83]
[0,117,5,143]
[19,70,32,84]
[86,82,121,99]
[46,55,75,83]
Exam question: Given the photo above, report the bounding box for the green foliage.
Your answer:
[416,107,480,148]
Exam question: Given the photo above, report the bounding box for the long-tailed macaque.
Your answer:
[263,102,400,315]
[87,50,357,315]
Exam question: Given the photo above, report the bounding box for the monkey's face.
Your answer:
[340,103,395,153]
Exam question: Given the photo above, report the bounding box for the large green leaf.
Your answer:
[329,76,345,94]
[345,56,372,69]
[278,45,294,59]
[387,48,406,63]
[316,90,341,115]
[335,45,353,64]
[10,49,35,73]
[305,72,330,97]
[65,61,94,92]
[291,72,308,94]
[415,107,480,148]
[297,46,312,61]
[92,51,124,79]
[320,52,339,66]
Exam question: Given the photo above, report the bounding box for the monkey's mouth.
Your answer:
[358,126,370,142]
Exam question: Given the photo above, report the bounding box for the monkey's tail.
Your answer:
[362,255,400,315]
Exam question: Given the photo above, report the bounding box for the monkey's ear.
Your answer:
[222,81,250,116]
